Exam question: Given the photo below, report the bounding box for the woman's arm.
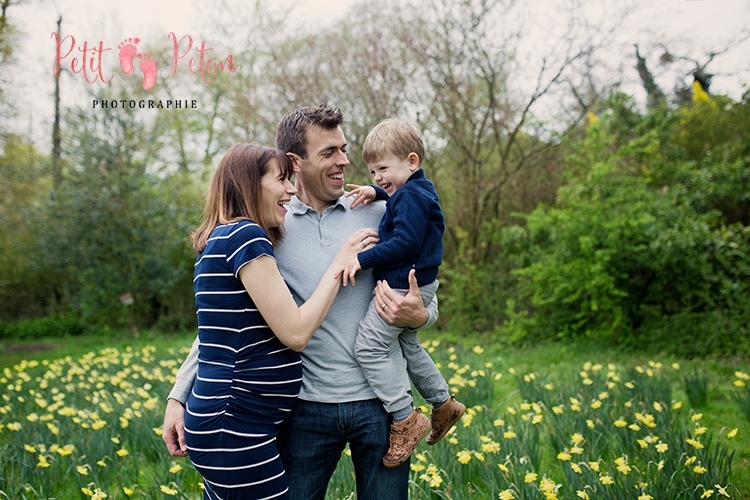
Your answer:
[240,228,377,352]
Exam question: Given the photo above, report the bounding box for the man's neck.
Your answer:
[296,192,336,215]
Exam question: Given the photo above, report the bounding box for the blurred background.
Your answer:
[1,0,749,357]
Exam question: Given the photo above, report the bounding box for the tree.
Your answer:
[503,90,750,355]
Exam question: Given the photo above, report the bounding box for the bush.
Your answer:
[0,314,86,341]
[501,93,750,355]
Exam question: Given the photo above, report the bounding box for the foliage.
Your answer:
[683,369,709,409]
[30,90,200,329]
[0,314,85,341]
[0,135,51,320]
[501,91,750,355]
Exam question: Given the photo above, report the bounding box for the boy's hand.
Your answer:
[334,257,362,286]
[346,184,377,209]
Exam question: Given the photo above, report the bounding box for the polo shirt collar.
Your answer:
[288,195,347,215]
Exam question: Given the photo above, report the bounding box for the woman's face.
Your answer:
[260,159,297,228]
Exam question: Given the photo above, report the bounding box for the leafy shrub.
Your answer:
[0,314,86,341]
[501,93,750,355]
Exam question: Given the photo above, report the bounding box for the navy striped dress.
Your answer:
[185,220,302,500]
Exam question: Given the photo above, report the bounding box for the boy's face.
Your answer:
[367,152,420,196]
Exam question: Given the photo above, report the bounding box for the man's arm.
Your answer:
[374,269,437,330]
[162,335,199,457]
[167,335,199,403]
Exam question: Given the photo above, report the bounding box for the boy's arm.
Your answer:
[346,184,389,209]
[358,190,430,270]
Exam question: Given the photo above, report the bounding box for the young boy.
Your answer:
[337,118,465,468]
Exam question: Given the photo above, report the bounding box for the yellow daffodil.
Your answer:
[457,450,472,464]
[600,474,614,485]
[715,484,730,497]
[727,428,738,439]
[91,488,107,500]
[524,471,537,483]
[499,489,515,500]
[160,485,178,495]
[481,441,500,454]
[686,438,704,450]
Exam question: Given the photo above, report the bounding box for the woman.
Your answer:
[184,143,376,499]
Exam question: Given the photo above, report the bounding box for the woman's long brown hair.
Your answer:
[191,143,294,253]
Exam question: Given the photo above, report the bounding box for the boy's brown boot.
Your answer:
[426,395,466,445]
[382,408,431,468]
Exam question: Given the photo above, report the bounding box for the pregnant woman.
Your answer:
[184,143,376,499]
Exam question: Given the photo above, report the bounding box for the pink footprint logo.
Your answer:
[137,53,158,90]
[117,37,141,74]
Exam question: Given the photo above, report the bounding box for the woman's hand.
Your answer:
[332,228,378,284]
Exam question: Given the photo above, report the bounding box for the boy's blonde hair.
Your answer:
[362,118,424,167]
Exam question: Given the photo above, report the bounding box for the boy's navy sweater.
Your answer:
[357,169,444,289]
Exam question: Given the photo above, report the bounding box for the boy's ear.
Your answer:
[407,152,420,171]
[287,152,302,173]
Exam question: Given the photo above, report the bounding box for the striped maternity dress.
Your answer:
[185,220,302,500]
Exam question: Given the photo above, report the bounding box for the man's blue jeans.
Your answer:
[277,398,410,500]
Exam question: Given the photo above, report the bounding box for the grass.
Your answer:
[0,329,748,499]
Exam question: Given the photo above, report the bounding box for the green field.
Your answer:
[1,331,748,499]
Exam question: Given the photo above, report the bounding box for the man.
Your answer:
[162,105,438,500]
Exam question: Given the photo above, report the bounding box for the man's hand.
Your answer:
[375,269,428,328]
[162,398,188,457]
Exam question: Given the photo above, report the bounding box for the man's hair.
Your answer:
[276,105,344,158]
[362,118,424,167]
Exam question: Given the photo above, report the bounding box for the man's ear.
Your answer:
[287,152,302,173]
[407,152,420,171]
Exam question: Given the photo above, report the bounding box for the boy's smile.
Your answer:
[368,152,420,196]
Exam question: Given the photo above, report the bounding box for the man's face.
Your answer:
[292,125,349,210]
